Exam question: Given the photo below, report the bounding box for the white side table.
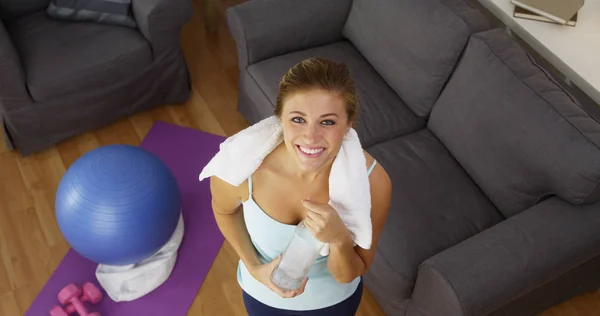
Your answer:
[475,0,600,105]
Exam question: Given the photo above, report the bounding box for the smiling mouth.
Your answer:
[296,145,325,158]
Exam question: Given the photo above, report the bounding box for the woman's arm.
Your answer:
[326,155,392,283]
[210,176,261,268]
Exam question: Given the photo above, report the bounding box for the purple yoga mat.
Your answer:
[25,121,226,316]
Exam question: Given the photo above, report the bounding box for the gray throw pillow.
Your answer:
[47,0,137,28]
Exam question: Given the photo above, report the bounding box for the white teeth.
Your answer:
[299,146,324,155]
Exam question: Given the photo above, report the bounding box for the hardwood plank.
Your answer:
[15,148,66,248]
[129,110,158,141]
[55,132,101,169]
[0,152,31,215]
[14,284,42,315]
[189,244,246,316]
[0,203,42,295]
[11,206,53,285]
[148,106,178,126]
[225,64,240,89]
[0,131,9,153]
[166,105,197,130]
[182,88,228,136]
[94,117,141,147]
[0,238,12,294]
[0,152,30,294]
[129,104,178,140]
[0,291,20,316]
[356,286,386,316]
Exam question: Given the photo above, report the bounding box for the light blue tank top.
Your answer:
[236,160,377,311]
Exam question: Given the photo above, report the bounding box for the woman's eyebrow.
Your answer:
[289,111,339,118]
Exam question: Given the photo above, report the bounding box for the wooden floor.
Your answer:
[1,1,599,315]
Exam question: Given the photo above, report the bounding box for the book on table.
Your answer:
[513,6,577,27]
[510,0,584,25]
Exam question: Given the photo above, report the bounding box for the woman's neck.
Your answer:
[293,164,332,183]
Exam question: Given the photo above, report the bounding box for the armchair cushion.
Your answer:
[8,11,151,102]
[246,41,425,147]
[363,129,504,315]
[46,0,137,28]
[0,0,49,21]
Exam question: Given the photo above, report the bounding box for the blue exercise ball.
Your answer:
[55,144,181,266]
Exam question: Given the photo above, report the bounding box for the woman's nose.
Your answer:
[303,124,320,143]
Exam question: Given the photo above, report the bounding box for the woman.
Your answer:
[210,57,392,315]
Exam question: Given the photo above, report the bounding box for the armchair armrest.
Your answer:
[132,0,192,57]
[0,20,31,112]
[408,197,600,316]
[226,0,353,69]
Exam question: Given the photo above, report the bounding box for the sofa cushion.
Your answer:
[8,11,151,102]
[247,41,425,147]
[342,0,491,118]
[363,129,504,315]
[428,28,600,218]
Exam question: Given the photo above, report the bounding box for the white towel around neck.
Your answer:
[198,115,372,255]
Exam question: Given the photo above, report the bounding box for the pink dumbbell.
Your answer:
[49,282,102,316]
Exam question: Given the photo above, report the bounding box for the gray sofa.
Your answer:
[0,0,192,156]
[226,0,600,315]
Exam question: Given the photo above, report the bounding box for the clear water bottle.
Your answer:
[271,221,325,291]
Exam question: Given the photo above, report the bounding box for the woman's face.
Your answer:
[280,89,352,173]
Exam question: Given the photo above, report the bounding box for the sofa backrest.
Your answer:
[0,0,49,21]
[428,28,600,218]
[342,0,491,119]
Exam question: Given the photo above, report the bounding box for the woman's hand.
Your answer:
[302,197,352,246]
[247,255,309,298]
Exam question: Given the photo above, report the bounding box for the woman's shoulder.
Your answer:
[362,150,392,216]
[362,150,391,190]
[363,150,376,169]
[209,175,246,214]
[208,150,279,204]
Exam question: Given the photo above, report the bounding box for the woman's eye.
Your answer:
[290,117,335,125]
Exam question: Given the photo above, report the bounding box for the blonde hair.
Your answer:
[275,57,359,122]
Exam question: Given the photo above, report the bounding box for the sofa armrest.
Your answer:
[132,0,192,57]
[408,197,600,316]
[226,0,353,69]
[0,20,31,112]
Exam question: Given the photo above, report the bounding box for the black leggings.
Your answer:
[242,278,363,316]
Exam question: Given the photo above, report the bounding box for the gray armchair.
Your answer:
[0,0,192,155]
